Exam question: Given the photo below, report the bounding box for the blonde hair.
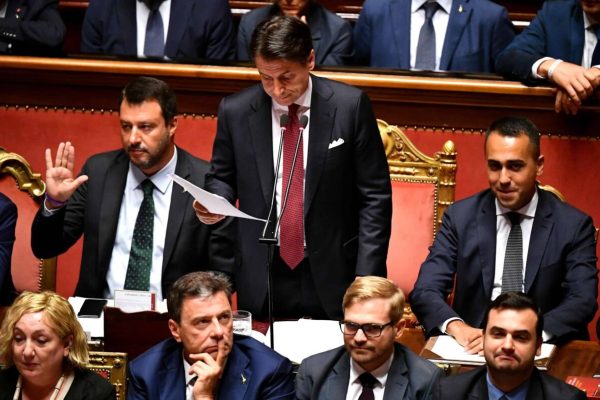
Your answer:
[0,291,89,369]
[342,276,405,323]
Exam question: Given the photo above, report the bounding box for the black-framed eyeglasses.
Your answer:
[339,320,394,338]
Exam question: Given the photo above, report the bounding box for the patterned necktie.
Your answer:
[415,1,441,70]
[124,179,155,291]
[144,0,165,57]
[501,212,523,293]
[358,372,377,400]
[279,103,305,269]
[591,25,600,66]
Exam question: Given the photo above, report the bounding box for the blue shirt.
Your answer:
[486,372,530,400]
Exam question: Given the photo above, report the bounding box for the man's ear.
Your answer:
[393,319,406,340]
[535,337,542,357]
[168,319,182,343]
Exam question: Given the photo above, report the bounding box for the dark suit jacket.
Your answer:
[206,75,392,319]
[80,0,235,60]
[410,189,598,344]
[495,0,587,84]
[296,343,442,399]
[0,192,16,305]
[127,336,295,399]
[353,0,515,72]
[0,0,65,55]
[0,367,116,399]
[433,366,586,400]
[31,147,234,299]
[236,2,353,66]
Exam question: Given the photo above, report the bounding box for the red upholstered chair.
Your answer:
[0,148,56,293]
[378,120,457,327]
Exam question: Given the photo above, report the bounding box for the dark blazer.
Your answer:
[237,2,353,66]
[127,336,295,399]
[433,366,586,400]
[31,147,234,299]
[296,343,442,399]
[410,189,598,344]
[495,0,587,84]
[0,367,116,399]
[206,75,392,319]
[0,192,16,305]
[80,0,235,60]
[353,0,515,72]
[0,0,65,55]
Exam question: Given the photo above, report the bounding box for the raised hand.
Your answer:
[190,339,229,400]
[44,142,88,208]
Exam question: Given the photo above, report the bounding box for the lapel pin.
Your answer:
[458,4,463,12]
[241,373,247,385]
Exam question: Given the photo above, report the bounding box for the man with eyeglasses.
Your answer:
[296,276,441,399]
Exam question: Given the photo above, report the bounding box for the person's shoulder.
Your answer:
[73,368,115,396]
[176,147,210,168]
[311,3,349,27]
[313,75,364,100]
[537,370,587,399]
[221,84,266,110]
[300,345,346,367]
[130,338,180,369]
[240,5,273,25]
[446,189,492,213]
[233,335,291,365]
[0,192,16,210]
[538,188,592,221]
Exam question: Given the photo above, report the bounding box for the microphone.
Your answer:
[299,115,309,129]
[261,113,289,242]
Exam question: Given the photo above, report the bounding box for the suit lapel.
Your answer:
[98,154,129,275]
[382,346,408,399]
[468,370,489,399]
[218,342,251,399]
[524,190,553,293]
[440,0,472,70]
[163,148,189,271]
[390,0,411,69]
[476,192,497,300]
[322,352,351,399]
[165,0,193,57]
[118,0,137,54]
[570,5,585,64]
[249,89,276,210]
[158,343,186,399]
[525,369,544,400]
[305,76,335,216]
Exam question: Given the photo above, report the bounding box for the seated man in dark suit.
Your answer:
[128,271,295,399]
[237,0,353,65]
[353,0,515,72]
[0,0,65,55]
[0,192,17,305]
[410,116,598,351]
[31,76,233,301]
[496,0,600,115]
[296,276,441,399]
[433,292,586,400]
[80,0,236,61]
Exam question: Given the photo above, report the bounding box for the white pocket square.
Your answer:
[328,138,345,149]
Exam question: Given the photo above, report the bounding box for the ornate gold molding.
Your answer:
[0,148,45,198]
[87,352,128,399]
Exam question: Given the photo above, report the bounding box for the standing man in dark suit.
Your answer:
[80,0,235,61]
[0,0,65,55]
[297,276,441,399]
[410,116,598,350]
[433,292,586,400]
[353,0,514,72]
[195,16,392,320]
[237,0,353,66]
[495,0,600,115]
[31,76,233,301]
[128,271,295,399]
[0,192,17,305]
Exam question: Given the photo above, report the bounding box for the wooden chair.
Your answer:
[0,148,56,293]
[87,351,128,399]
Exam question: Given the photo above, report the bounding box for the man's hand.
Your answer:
[193,200,225,225]
[446,320,483,355]
[44,142,88,209]
[189,340,228,400]
[555,88,582,115]
[539,60,597,104]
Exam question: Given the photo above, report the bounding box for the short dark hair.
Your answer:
[249,16,313,64]
[119,76,177,124]
[485,116,541,159]
[482,292,543,339]
[167,272,232,323]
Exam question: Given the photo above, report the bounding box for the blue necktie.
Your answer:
[415,1,441,70]
[144,1,165,57]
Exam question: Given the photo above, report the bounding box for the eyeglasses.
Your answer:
[339,321,394,338]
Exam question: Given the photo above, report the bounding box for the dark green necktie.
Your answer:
[124,179,155,291]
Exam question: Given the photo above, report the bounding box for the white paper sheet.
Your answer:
[170,173,265,221]
[430,335,555,363]
[265,319,344,364]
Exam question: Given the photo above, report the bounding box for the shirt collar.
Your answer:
[183,355,196,386]
[128,145,178,194]
[495,189,538,219]
[349,349,394,389]
[486,371,530,400]
[411,0,452,15]
[271,76,312,114]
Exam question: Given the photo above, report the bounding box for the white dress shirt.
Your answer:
[410,0,453,70]
[346,352,394,400]
[136,0,171,57]
[0,1,8,18]
[105,148,177,301]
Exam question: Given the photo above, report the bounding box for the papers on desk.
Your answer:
[265,319,344,364]
[430,335,555,365]
[170,173,265,221]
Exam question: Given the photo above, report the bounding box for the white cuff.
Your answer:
[547,59,564,80]
[532,57,554,79]
[441,317,463,334]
